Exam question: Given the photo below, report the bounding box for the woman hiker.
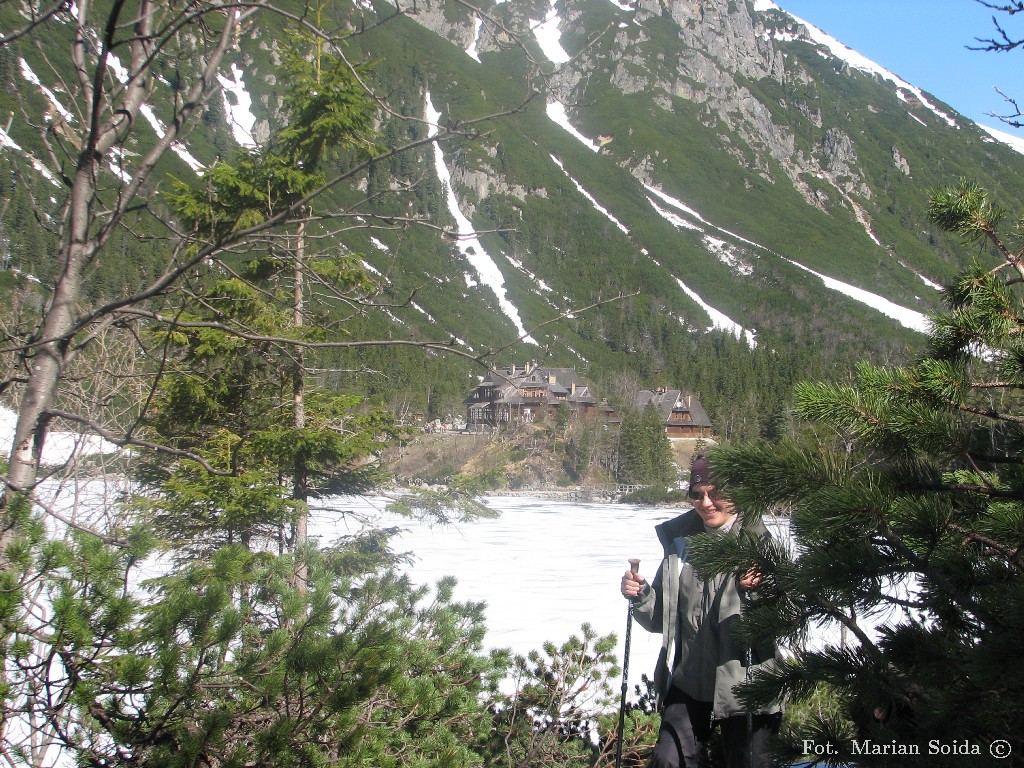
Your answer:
[619,454,783,768]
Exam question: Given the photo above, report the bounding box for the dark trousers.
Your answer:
[648,687,779,768]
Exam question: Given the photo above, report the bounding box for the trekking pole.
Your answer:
[746,645,753,768]
[615,558,641,768]
[742,573,754,768]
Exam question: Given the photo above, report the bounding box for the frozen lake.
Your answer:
[310,494,791,683]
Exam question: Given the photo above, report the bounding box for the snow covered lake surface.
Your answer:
[311,494,795,679]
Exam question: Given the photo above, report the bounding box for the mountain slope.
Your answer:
[331,0,1024,354]
[2,0,1023,436]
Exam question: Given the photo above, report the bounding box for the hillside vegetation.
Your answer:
[5,0,1024,442]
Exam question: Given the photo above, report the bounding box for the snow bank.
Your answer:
[425,93,538,344]
[531,0,571,64]
[0,407,119,466]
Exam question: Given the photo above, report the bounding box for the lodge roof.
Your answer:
[635,388,713,428]
[466,362,595,406]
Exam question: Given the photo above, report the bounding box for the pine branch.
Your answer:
[947,524,1024,572]
[957,402,1024,424]
[45,408,234,478]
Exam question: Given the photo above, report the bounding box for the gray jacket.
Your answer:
[630,509,782,719]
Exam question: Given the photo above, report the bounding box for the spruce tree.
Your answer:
[617,402,675,487]
[690,180,1024,766]
[641,402,676,487]
[616,408,650,485]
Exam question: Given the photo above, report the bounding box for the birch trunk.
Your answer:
[2,0,244,554]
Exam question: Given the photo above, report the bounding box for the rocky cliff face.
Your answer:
[412,0,875,215]
[594,1,864,210]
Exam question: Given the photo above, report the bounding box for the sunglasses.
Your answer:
[688,486,724,502]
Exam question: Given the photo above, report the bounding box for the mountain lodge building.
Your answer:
[464,363,712,437]
[465,362,599,429]
[635,387,713,438]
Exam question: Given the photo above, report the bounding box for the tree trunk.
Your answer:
[4,155,95,551]
[3,0,242,556]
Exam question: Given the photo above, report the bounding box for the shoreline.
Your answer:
[484,487,621,503]
[392,483,686,504]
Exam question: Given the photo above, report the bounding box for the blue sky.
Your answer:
[774,0,1024,133]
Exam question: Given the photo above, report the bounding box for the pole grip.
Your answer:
[628,558,640,574]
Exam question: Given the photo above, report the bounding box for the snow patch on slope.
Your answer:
[645,185,759,273]
[19,59,73,122]
[674,278,757,347]
[466,16,483,62]
[644,183,930,335]
[426,93,538,345]
[531,0,571,64]
[647,197,702,232]
[631,187,757,344]
[978,123,1024,156]
[550,155,629,235]
[704,236,754,277]
[102,53,205,173]
[547,101,601,152]
[218,63,258,147]
[914,271,943,291]
[786,259,931,333]
[645,185,765,253]
[0,124,60,186]
[506,255,553,294]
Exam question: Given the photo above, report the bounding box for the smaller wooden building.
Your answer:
[635,387,713,438]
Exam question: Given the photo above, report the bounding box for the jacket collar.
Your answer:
[654,509,705,549]
[654,508,767,550]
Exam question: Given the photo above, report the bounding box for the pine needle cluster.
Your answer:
[703,180,1024,766]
